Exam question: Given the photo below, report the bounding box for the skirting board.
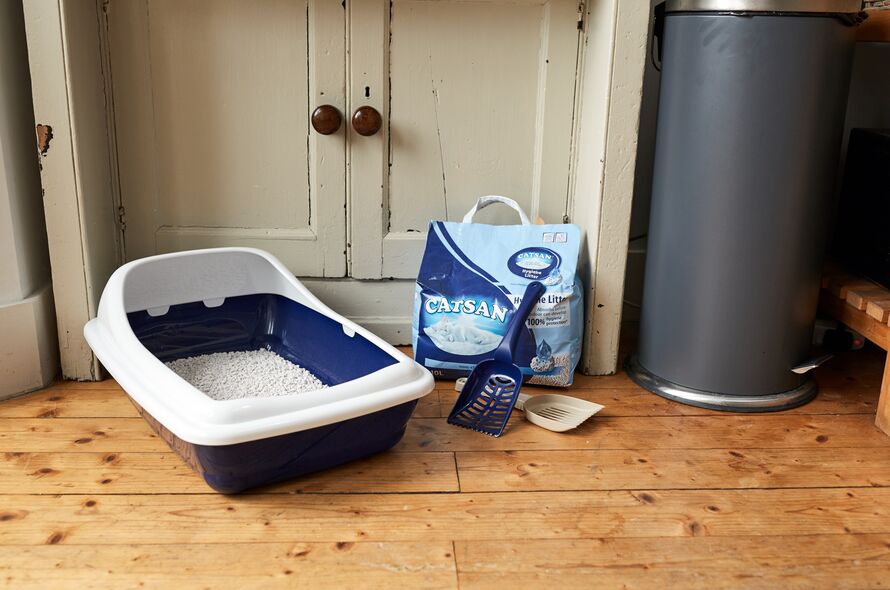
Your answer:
[300,278,414,346]
[0,284,59,399]
[349,317,413,346]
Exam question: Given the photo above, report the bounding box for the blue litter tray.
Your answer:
[84,248,434,493]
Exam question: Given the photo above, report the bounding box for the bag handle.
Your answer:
[461,195,532,225]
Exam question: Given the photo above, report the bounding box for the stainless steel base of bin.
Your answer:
[624,356,817,413]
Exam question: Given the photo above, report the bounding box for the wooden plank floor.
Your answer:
[2,346,890,589]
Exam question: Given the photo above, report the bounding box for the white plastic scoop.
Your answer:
[454,378,603,432]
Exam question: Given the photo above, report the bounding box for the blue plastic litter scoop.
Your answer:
[447,281,546,437]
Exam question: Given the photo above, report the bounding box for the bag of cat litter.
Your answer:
[412,195,583,387]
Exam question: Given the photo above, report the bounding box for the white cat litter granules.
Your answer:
[166,349,326,401]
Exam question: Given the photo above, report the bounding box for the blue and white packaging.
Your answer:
[412,196,583,387]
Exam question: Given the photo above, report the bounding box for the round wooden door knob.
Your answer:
[311,105,342,135]
[351,105,383,136]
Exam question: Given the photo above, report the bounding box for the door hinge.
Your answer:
[117,206,126,232]
[577,2,585,31]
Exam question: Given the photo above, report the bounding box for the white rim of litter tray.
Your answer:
[84,247,434,446]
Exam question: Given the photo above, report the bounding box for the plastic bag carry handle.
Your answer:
[494,281,546,363]
[462,195,532,225]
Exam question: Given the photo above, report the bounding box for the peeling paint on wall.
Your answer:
[36,123,53,155]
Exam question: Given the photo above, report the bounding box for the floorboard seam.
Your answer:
[1,484,889,497]
[452,452,462,493]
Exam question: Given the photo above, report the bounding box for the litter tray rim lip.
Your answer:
[84,247,435,446]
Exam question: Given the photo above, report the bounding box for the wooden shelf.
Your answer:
[820,272,890,435]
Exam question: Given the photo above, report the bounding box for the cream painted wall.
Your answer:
[0,2,58,398]
[0,3,49,302]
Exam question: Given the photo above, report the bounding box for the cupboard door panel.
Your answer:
[350,0,581,278]
[107,0,346,276]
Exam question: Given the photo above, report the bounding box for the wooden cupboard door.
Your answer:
[106,0,346,276]
[349,0,582,279]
